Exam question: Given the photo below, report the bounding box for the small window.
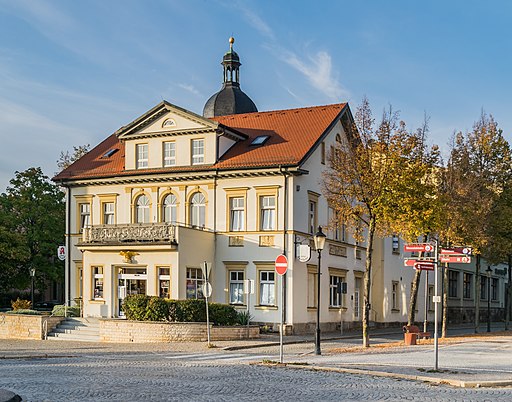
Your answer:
[102,148,118,158]
[259,271,275,306]
[79,203,91,232]
[229,271,244,304]
[191,139,204,165]
[136,144,148,169]
[162,118,176,128]
[251,135,270,146]
[103,202,115,225]
[163,142,176,167]
[158,267,171,298]
[186,268,204,299]
[92,267,104,299]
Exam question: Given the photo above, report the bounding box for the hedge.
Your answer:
[121,295,239,325]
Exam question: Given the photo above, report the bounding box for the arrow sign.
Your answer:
[404,243,434,253]
[440,247,472,256]
[404,258,435,267]
[275,254,288,276]
[414,262,435,271]
[439,256,471,264]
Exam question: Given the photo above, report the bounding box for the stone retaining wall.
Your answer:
[0,314,63,340]
[100,319,260,343]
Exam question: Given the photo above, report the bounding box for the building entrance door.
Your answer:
[118,267,147,316]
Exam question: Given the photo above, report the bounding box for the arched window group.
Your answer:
[162,193,177,224]
[135,194,150,223]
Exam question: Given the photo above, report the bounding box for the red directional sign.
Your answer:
[440,247,472,256]
[404,258,435,267]
[414,262,435,271]
[404,243,434,253]
[440,256,471,264]
[275,254,288,276]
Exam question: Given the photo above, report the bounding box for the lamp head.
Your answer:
[314,226,326,251]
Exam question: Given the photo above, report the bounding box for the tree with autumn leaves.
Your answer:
[323,98,511,347]
[323,98,441,347]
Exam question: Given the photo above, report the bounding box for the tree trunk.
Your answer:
[474,253,481,333]
[442,263,449,338]
[407,269,422,326]
[362,219,376,348]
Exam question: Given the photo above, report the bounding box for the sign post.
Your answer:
[275,254,288,363]
[433,240,439,370]
[202,261,212,347]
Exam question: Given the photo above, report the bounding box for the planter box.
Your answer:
[0,313,63,340]
[100,319,260,343]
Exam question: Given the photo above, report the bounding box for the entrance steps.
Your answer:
[47,317,100,342]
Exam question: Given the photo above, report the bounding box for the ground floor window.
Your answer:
[307,266,317,308]
[259,271,275,306]
[329,275,344,307]
[391,281,399,311]
[229,271,244,304]
[186,268,204,299]
[463,272,472,299]
[158,267,170,298]
[448,270,458,298]
[492,277,499,301]
[92,266,104,299]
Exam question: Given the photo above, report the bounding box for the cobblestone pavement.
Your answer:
[1,350,512,401]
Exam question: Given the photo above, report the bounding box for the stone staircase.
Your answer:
[47,317,100,342]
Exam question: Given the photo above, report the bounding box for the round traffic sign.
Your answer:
[424,244,433,252]
[275,254,288,276]
[202,282,212,298]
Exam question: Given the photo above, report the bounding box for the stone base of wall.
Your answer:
[100,319,260,343]
[0,314,63,340]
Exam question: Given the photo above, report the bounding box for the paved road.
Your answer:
[1,350,512,401]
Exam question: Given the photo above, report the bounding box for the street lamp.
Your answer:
[486,266,492,333]
[30,267,36,308]
[314,226,326,356]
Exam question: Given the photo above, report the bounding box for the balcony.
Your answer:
[81,223,177,245]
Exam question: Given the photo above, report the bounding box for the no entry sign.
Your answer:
[275,254,288,276]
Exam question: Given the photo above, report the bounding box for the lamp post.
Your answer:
[486,266,492,333]
[314,226,326,356]
[30,267,36,308]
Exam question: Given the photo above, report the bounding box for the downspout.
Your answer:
[66,185,71,307]
[280,166,289,326]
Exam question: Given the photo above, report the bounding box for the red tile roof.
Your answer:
[53,103,346,182]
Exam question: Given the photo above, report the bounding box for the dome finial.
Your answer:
[229,36,235,50]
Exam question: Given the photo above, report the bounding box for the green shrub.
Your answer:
[209,303,238,325]
[236,310,253,325]
[144,297,169,321]
[121,294,150,320]
[168,299,206,322]
[6,309,42,315]
[11,298,31,311]
[51,305,80,317]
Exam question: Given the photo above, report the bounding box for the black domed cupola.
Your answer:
[203,37,258,118]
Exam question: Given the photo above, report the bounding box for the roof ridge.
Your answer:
[212,102,346,120]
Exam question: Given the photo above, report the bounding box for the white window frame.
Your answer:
[329,275,343,307]
[103,202,115,225]
[136,143,148,169]
[259,270,275,306]
[229,197,245,232]
[92,266,104,300]
[163,141,176,167]
[229,270,245,305]
[135,194,150,223]
[191,139,204,165]
[186,267,204,299]
[79,203,91,232]
[260,195,276,231]
[190,192,206,227]
[162,194,177,224]
[392,281,399,310]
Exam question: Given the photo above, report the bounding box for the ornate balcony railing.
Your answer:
[82,223,176,244]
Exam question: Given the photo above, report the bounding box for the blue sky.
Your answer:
[0,0,511,191]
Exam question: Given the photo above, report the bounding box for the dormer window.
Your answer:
[136,144,148,169]
[191,139,204,165]
[251,135,270,146]
[102,148,118,158]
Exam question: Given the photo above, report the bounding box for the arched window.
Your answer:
[162,194,177,224]
[135,194,150,223]
[190,192,206,228]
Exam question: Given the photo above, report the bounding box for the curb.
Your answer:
[278,364,512,388]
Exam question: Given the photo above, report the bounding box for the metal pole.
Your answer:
[433,239,439,370]
[204,261,211,347]
[424,270,428,333]
[315,249,322,355]
[487,268,491,333]
[280,274,284,363]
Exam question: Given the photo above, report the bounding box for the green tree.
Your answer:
[442,113,511,334]
[0,168,65,297]
[323,98,441,347]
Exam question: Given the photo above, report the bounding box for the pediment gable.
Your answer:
[116,101,219,140]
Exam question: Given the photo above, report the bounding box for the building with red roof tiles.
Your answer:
[52,39,444,337]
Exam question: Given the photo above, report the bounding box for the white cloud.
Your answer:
[281,50,348,100]
[178,83,202,97]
